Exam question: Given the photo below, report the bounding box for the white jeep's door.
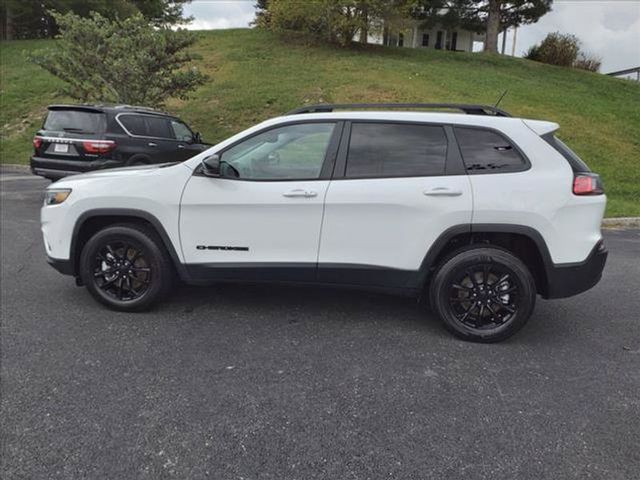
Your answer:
[317,122,473,287]
[180,122,339,281]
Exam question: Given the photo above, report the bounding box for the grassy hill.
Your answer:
[1,29,638,216]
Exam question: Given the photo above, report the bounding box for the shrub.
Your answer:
[524,45,541,61]
[525,32,580,67]
[574,52,602,72]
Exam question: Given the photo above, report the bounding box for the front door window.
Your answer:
[220,123,335,180]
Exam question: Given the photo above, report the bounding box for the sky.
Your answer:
[183,0,640,73]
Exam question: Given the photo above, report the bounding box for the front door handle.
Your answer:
[148,142,157,147]
[283,189,317,198]
[423,187,463,197]
[178,144,185,149]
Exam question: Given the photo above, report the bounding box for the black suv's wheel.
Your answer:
[429,247,536,343]
[79,224,172,311]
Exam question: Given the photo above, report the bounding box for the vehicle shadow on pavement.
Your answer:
[162,281,450,336]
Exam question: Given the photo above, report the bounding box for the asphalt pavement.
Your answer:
[1,172,639,480]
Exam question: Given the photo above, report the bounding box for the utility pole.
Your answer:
[511,26,518,56]
[501,28,507,55]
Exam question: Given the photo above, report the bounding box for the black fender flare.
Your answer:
[414,223,554,290]
[70,208,188,280]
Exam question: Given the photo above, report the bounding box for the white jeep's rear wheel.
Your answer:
[429,247,536,343]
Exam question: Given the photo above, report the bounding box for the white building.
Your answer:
[384,23,484,53]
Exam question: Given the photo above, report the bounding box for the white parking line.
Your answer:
[0,175,44,181]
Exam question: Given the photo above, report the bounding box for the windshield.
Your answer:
[43,110,106,134]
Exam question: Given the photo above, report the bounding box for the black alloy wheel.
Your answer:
[79,224,172,311]
[92,241,151,302]
[429,247,536,343]
[447,263,520,330]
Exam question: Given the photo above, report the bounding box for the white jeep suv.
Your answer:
[41,104,607,342]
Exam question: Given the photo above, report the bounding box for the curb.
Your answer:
[1,163,639,230]
[1,164,31,174]
[601,217,640,229]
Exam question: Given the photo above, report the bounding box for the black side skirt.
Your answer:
[185,263,421,294]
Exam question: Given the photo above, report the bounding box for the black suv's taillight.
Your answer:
[33,136,42,152]
[573,173,604,196]
[82,140,116,154]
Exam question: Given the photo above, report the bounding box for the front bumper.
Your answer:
[47,255,74,276]
[544,241,608,299]
[31,156,125,179]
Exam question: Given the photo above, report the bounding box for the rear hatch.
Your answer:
[33,106,115,161]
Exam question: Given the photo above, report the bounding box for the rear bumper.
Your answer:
[31,156,125,179]
[544,241,608,299]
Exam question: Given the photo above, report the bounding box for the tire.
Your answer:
[429,246,536,343]
[79,224,173,311]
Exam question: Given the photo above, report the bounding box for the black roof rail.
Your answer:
[286,103,512,117]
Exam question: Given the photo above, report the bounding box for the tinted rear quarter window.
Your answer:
[454,127,526,173]
[346,123,447,178]
[43,110,106,134]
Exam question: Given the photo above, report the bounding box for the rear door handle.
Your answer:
[423,187,463,197]
[283,189,317,198]
[178,144,185,149]
[148,142,157,147]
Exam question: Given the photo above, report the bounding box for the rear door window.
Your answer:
[346,123,447,178]
[118,115,147,136]
[145,116,173,139]
[454,127,527,173]
[43,110,106,134]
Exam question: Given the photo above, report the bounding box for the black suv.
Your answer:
[31,104,208,180]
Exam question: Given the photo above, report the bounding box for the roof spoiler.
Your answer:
[48,104,105,113]
[286,103,512,117]
[522,119,559,136]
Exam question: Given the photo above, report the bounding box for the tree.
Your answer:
[254,0,271,27]
[129,0,192,27]
[31,11,207,107]
[263,0,412,47]
[0,0,191,40]
[411,0,552,52]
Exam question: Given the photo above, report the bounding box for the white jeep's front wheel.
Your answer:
[79,224,172,311]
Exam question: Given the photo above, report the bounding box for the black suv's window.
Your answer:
[118,115,146,136]
[119,114,174,139]
[346,123,447,178]
[454,127,526,173]
[145,116,173,139]
[43,110,106,134]
[171,120,194,142]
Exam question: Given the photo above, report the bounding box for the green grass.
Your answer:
[2,29,639,216]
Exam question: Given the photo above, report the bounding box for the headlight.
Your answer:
[44,189,72,206]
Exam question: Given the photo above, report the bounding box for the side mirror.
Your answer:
[201,154,220,177]
[193,132,202,144]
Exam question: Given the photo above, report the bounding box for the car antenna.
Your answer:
[494,90,508,109]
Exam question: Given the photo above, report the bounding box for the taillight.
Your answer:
[33,136,43,149]
[573,173,604,196]
[82,140,116,154]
